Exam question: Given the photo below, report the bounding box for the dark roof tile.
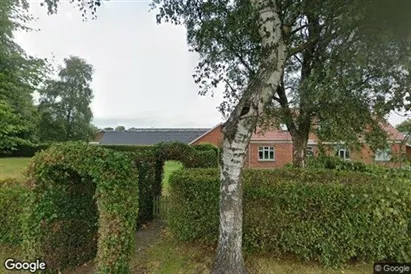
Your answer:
[99,128,210,145]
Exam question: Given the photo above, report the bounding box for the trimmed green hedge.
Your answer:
[0,179,29,245]
[102,142,219,224]
[23,142,139,273]
[156,142,219,168]
[102,145,163,225]
[169,168,411,267]
[192,142,219,152]
[0,144,50,158]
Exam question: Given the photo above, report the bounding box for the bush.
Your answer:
[100,144,153,154]
[103,142,219,224]
[23,142,139,273]
[0,179,28,245]
[307,156,368,172]
[169,168,411,267]
[156,142,219,168]
[103,145,163,225]
[192,142,219,153]
[133,149,163,225]
[0,144,50,158]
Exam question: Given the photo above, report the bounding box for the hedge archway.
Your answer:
[154,141,220,168]
[22,142,139,273]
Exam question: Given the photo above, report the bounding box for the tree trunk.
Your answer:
[292,133,308,168]
[211,1,286,273]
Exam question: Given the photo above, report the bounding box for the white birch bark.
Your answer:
[211,1,287,273]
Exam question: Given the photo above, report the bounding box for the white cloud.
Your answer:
[15,1,224,129]
[14,1,408,129]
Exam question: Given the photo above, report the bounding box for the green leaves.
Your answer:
[169,168,411,268]
[0,178,29,245]
[37,56,95,143]
[22,142,139,273]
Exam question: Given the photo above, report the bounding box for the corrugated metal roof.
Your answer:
[99,128,210,145]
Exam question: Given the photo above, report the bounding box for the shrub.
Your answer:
[169,168,411,267]
[156,141,219,168]
[307,156,368,172]
[186,150,219,168]
[23,142,139,273]
[102,142,219,224]
[133,149,163,225]
[103,145,163,225]
[192,142,219,153]
[0,179,29,245]
[0,144,50,158]
[100,144,153,154]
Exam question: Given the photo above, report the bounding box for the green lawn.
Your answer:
[0,157,31,180]
[162,161,183,196]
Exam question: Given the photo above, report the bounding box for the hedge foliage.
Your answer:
[169,168,411,267]
[307,156,411,181]
[156,141,219,168]
[0,178,29,245]
[23,142,139,273]
[102,142,219,224]
[0,144,50,158]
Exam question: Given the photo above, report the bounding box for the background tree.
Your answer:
[115,125,125,131]
[103,127,114,131]
[396,119,411,133]
[0,0,47,152]
[38,56,95,142]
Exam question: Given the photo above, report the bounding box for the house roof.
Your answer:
[251,127,292,141]
[382,122,405,141]
[250,121,405,142]
[98,128,210,145]
[188,123,223,145]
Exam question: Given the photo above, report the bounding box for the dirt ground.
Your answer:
[64,219,165,274]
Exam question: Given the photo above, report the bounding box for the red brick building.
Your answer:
[190,122,406,168]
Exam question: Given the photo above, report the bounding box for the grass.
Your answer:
[0,158,31,180]
[134,228,372,274]
[162,161,183,196]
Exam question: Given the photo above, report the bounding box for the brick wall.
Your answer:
[320,143,405,168]
[245,142,293,168]
[191,124,223,147]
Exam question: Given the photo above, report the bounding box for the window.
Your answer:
[375,148,391,162]
[336,148,350,160]
[259,146,274,161]
[279,124,287,131]
[306,146,314,157]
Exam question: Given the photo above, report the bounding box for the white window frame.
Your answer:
[258,146,275,161]
[279,124,287,131]
[375,148,391,162]
[336,148,350,160]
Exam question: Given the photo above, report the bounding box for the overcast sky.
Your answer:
[14,0,408,129]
